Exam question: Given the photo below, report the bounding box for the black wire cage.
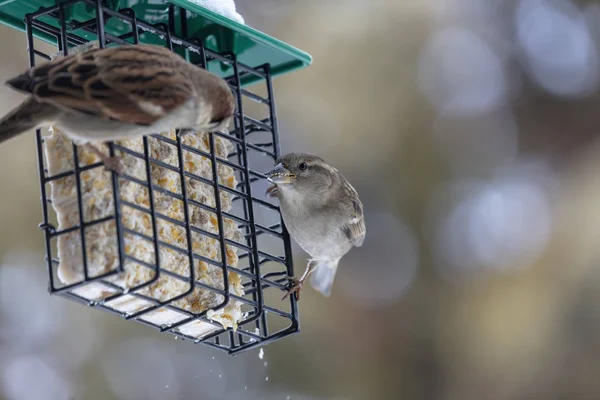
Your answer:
[21,0,302,355]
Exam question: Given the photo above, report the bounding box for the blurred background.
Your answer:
[3,0,600,399]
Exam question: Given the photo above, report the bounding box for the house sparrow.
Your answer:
[0,44,235,173]
[265,153,366,300]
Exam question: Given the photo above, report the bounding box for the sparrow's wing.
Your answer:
[6,45,194,126]
[341,180,366,247]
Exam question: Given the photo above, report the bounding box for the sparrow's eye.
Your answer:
[298,162,308,171]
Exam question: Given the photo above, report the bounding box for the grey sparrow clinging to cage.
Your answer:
[0,44,234,173]
[265,153,366,300]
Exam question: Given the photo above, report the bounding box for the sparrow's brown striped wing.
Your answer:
[6,44,194,126]
[341,179,366,247]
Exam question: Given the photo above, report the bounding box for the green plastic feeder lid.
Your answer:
[0,0,312,86]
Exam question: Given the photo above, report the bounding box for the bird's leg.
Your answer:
[266,185,279,198]
[281,260,317,301]
[84,143,124,175]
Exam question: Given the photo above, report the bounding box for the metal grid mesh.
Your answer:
[26,0,298,355]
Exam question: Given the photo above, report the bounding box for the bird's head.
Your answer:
[265,153,337,196]
[197,70,235,133]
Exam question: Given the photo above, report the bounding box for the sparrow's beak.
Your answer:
[209,117,232,135]
[265,163,296,184]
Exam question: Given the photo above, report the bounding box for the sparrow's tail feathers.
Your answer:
[309,259,340,297]
[0,98,56,144]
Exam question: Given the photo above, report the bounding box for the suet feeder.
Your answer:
[0,0,312,355]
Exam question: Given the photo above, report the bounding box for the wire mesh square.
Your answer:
[25,0,298,355]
